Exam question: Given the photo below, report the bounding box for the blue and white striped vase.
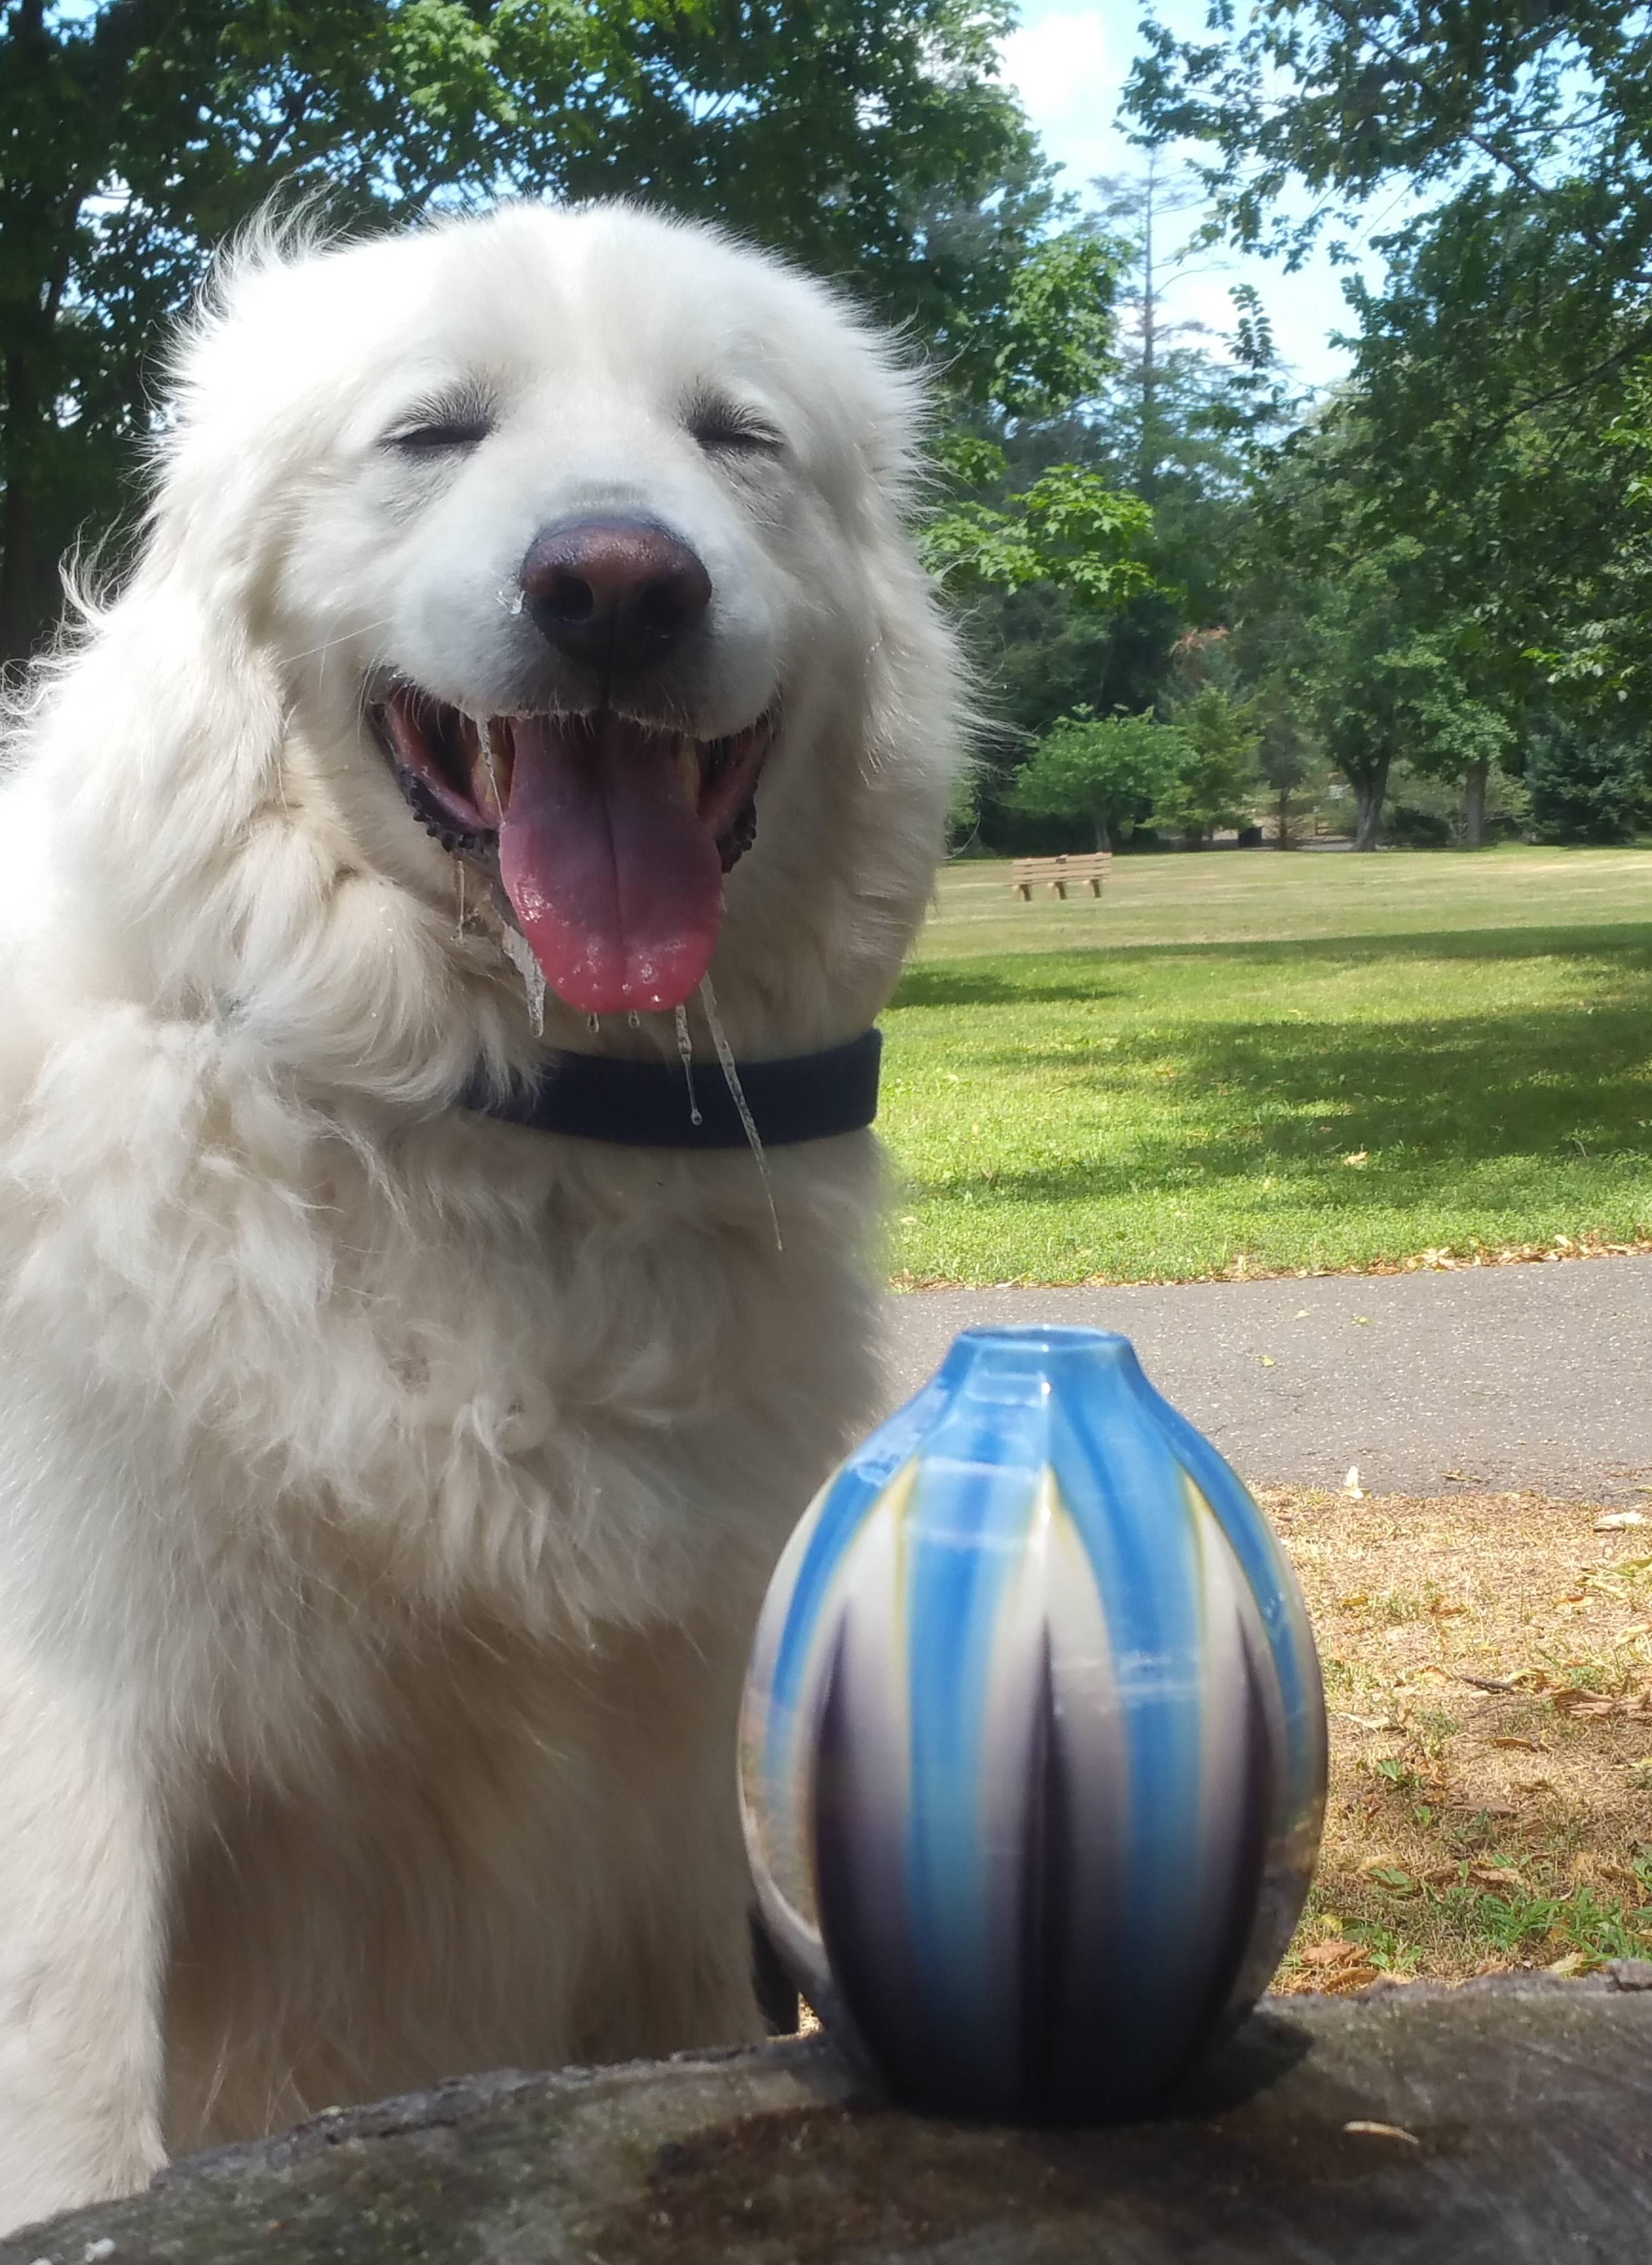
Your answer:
[739,1324,1326,2121]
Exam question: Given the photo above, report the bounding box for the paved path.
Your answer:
[880,1256,1652,1500]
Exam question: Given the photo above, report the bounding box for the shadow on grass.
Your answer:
[886,933,1652,1211]
[894,964,1130,1009]
[900,922,1652,996]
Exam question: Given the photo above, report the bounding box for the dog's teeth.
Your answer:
[719,799,757,873]
[676,736,700,800]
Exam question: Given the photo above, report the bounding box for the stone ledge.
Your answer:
[7,1968,1651,2263]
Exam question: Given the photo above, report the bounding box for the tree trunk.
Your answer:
[1351,756,1389,850]
[2,0,54,667]
[0,351,40,667]
[1461,756,1489,848]
[1137,148,1162,505]
[1275,782,1296,847]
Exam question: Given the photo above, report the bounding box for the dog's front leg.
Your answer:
[0,1668,168,2238]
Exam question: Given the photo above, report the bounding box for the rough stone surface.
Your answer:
[8,1971,1650,2262]
[882,1259,1652,1499]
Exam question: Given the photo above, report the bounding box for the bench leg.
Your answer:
[1088,878,1102,896]
[1052,881,1067,899]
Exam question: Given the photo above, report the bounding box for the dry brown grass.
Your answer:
[1268,1485,1652,1990]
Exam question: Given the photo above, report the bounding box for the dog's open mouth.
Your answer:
[375,691,772,1016]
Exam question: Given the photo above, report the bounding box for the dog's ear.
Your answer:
[34,226,334,978]
[35,502,287,1006]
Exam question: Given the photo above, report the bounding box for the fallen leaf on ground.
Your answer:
[1554,1688,1649,1719]
[1596,1511,1648,1531]
[1319,1965,1383,1994]
[1492,1736,1544,1752]
[1303,1938,1364,1967]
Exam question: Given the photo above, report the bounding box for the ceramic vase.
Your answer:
[739,1324,1327,2120]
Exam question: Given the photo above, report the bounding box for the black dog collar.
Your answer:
[459,1027,881,1149]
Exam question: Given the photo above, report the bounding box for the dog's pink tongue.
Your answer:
[497,716,724,1015]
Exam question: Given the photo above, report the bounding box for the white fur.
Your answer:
[0,202,961,2233]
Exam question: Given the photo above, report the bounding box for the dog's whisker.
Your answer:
[286,616,398,667]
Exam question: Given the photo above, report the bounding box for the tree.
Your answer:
[946,152,1294,846]
[1252,686,1320,848]
[1008,708,1173,850]
[919,441,1155,616]
[0,0,1054,660]
[1156,685,1258,848]
[1091,149,1208,508]
[1126,0,1652,786]
[1126,1,1652,322]
[1525,717,1652,844]
[1531,358,1652,711]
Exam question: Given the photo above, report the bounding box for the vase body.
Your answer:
[739,1324,1326,2120]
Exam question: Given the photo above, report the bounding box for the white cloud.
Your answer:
[998,9,1122,196]
[999,11,1113,133]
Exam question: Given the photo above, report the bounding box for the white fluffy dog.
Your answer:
[0,201,961,2232]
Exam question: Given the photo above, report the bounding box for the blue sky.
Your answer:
[997,0,1374,393]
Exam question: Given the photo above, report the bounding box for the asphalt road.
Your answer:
[880,1256,1652,1501]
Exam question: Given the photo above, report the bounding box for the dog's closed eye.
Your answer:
[383,398,495,455]
[687,395,783,459]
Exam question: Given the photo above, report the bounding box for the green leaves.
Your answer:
[1154,686,1260,845]
[0,0,1058,656]
[1003,688,1263,852]
[1124,0,1652,813]
[988,229,1126,420]
[919,455,1154,614]
[1008,708,1171,848]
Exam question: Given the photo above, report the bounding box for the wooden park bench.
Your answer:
[1011,851,1112,901]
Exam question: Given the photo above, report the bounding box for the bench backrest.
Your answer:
[1011,853,1112,876]
[1010,852,1113,899]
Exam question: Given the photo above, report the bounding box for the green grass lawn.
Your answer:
[881,846,1652,1283]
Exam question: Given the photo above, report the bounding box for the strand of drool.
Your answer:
[500,931,546,1036]
[483,718,547,1038]
[697,975,782,1253]
[673,1003,702,1127]
[480,717,506,815]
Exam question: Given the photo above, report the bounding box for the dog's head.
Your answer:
[97,202,960,1082]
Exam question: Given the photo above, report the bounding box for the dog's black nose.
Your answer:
[521,518,712,682]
